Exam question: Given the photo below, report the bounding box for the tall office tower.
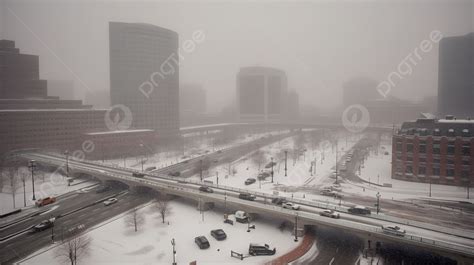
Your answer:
[438,33,474,118]
[236,66,287,123]
[109,22,179,138]
[0,40,48,99]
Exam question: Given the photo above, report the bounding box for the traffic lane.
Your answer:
[0,187,123,238]
[0,193,150,265]
[309,229,362,265]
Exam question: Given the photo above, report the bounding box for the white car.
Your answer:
[103,198,118,206]
[319,209,340,219]
[282,202,300,210]
[382,225,406,236]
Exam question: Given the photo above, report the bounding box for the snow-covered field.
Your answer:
[22,199,299,265]
[0,169,98,214]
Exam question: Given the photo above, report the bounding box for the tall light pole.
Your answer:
[171,238,177,265]
[294,212,299,242]
[271,157,274,183]
[28,160,37,200]
[64,150,69,185]
[284,150,288,177]
[335,141,338,184]
[139,143,146,172]
[376,192,381,214]
[200,159,203,181]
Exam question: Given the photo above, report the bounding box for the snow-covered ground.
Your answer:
[0,168,98,214]
[102,131,289,171]
[22,199,299,265]
[344,143,474,202]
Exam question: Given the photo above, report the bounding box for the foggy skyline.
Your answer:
[1,0,472,112]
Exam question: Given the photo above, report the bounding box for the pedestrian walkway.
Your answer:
[265,233,315,265]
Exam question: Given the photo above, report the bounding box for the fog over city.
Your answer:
[1,0,472,112]
[1,1,474,265]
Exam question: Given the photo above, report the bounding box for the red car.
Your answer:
[35,197,56,207]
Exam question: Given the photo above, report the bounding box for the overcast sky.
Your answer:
[1,0,473,112]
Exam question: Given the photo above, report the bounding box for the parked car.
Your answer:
[257,172,270,180]
[199,186,213,193]
[248,243,276,256]
[31,220,54,232]
[210,229,227,240]
[382,225,406,236]
[195,236,210,249]
[103,198,118,206]
[245,178,256,185]
[239,193,256,201]
[264,162,277,168]
[319,209,340,219]
[145,166,156,171]
[282,202,300,210]
[348,205,371,215]
[35,197,56,207]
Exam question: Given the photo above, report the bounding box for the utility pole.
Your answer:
[271,157,274,183]
[200,159,203,181]
[467,181,471,200]
[171,238,177,265]
[376,192,381,214]
[429,177,432,197]
[28,160,37,200]
[294,213,298,242]
[216,171,219,186]
[284,150,288,177]
[335,141,338,184]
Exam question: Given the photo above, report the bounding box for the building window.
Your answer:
[433,167,440,176]
[447,129,455,137]
[434,128,441,136]
[462,143,471,156]
[461,170,470,178]
[447,141,455,155]
[396,142,403,152]
[419,143,426,153]
[419,157,426,163]
[433,143,440,154]
[418,167,426,175]
[462,129,470,137]
[407,143,413,153]
[447,159,455,165]
[407,156,413,162]
[406,165,413,174]
[446,168,455,177]
[462,160,471,166]
[433,158,441,164]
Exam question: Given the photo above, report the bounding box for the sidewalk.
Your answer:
[265,233,315,265]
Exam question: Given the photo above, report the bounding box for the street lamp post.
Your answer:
[376,192,381,214]
[171,238,177,265]
[271,157,274,183]
[28,160,37,200]
[200,159,203,181]
[64,150,70,186]
[294,213,299,242]
[284,150,288,177]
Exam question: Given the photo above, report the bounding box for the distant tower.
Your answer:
[236,66,287,123]
[438,33,474,118]
[109,22,179,138]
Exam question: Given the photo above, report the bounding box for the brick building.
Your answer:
[392,116,474,186]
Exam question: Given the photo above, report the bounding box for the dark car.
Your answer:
[210,229,227,240]
[271,197,287,205]
[244,178,256,185]
[195,236,210,249]
[96,185,111,193]
[32,220,53,232]
[239,193,256,201]
[264,162,277,168]
[348,205,371,215]
[249,243,276,256]
[168,171,181,177]
[199,186,213,193]
[132,172,145,178]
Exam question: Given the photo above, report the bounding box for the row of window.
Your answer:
[400,165,471,177]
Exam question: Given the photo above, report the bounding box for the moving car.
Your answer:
[32,220,54,232]
[244,178,256,185]
[195,236,210,249]
[239,193,256,201]
[35,197,56,207]
[382,225,406,236]
[103,198,118,206]
[348,205,371,215]
[319,209,340,219]
[271,197,287,205]
[132,172,145,178]
[168,171,181,177]
[249,243,276,256]
[210,229,227,240]
[282,202,300,210]
[145,166,156,171]
[199,186,213,193]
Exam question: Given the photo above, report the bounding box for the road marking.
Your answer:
[329,257,335,265]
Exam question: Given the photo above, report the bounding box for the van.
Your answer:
[239,193,256,201]
[235,211,248,223]
[248,243,276,256]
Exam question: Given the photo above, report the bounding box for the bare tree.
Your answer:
[154,196,171,224]
[5,167,19,208]
[124,207,145,232]
[195,158,211,180]
[55,235,92,265]
[18,167,29,207]
[252,150,266,170]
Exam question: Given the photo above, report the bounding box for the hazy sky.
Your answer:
[1,0,473,112]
